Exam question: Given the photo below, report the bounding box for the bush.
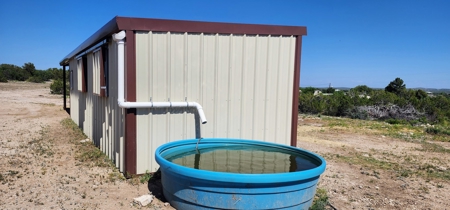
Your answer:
[0,73,7,83]
[385,118,408,125]
[425,127,450,136]
[347,107,369,120]
[27,76,45,83]
[50,79,64,94]
[298,79,450,127]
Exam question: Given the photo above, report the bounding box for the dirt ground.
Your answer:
[1,82,449,209]
[0,82,173,209]
[298,117,450,209]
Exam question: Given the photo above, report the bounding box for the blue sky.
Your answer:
[0,0,449,88]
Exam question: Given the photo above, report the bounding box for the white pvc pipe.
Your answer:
[113,31,207,124]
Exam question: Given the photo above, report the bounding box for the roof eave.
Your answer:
[59,16,120,66]
[60,16,307,66]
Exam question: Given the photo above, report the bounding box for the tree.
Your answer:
[352,85,373,94]
[47,68,64,80]
[300,87,317,94]
[324,87,335,93]
[0,72,7,82]
[22,62,36,77]
[385,77,406,95]
[415,89,428,100]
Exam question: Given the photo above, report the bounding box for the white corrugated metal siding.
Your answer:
[69,42,125,172]
[135,32,296,173]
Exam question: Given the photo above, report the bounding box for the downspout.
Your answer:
[112,31,207,124]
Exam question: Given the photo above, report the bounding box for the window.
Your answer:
[101,45,109,97]
[92,45,109,97]
[76,58,85,92]
[82,56,88,92]
[93,49,101,95]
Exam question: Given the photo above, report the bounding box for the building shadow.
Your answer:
[147,169,168,202]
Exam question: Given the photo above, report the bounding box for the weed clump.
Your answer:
[310,188,329,210]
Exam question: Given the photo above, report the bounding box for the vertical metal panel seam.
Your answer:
[145,32,149,170]
[263,35,271,141]
[214,33,219,137]
[252,35,259,139]
[200,33,204,118]
[183,32,188,139]
[274,36,282,141]
[239,35,246,138]
[166,32,171,140]
[147,31,156,171]
[227,34,233,137]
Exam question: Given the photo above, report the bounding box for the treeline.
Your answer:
[299,78,450,127]
[0,63,68,94]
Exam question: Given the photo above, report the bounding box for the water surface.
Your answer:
[165,145,319,174]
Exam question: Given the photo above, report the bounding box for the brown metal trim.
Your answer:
[60,16,307,66]
[124,30,137,175]
[290,36,302,147]
[125,30,137,102]
[116,17,307,36]
[125,108,137,175]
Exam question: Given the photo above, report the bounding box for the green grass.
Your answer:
[60,118,128,184]
[418,141,450,153]
[325,151,450,181]
[310,188,329,210]
[321,116,450,142]
[331,153,399,171]
[139,170,152,184]
[61,118,87,140]
[60,118,114,168]
[27,125,55,157]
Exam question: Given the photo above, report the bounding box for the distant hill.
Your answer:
[411,88,450,94]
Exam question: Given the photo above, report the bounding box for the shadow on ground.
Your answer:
[147,169,168,202]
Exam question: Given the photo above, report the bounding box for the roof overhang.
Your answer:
[60,16,307,66]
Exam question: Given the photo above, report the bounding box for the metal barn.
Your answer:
[60,16,307,175]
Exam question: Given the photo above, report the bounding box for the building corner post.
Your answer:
[63,65,67,111]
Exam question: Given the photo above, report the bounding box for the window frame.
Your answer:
[100,45,109,97]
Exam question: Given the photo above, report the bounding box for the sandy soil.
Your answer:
[298,117,450,209]
[1,82,449,209]
[0,82,173,209]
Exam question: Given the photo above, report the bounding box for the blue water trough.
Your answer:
[155,138,326,210]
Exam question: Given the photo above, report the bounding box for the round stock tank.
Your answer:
[155,138,326,210]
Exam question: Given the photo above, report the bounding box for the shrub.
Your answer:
[50,79,64,94]
[347,107,369,120]
[425,127,450,136]
[28,76,44,83]
[385,119,407,125]
[0,73,7,83]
